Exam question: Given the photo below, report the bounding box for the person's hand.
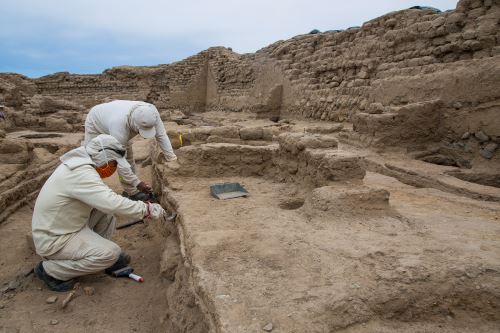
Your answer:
[136,181,152,193]
[146,203,166,220]
[165,153,177,162]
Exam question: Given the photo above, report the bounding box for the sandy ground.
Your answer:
[0,159,169,332]
[163,171,500,332]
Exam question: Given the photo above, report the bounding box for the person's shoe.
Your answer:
[34,262,74,292]
[105,252,131,275]
[120,251,131,265]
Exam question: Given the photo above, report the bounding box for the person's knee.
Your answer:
[99,242,121,264]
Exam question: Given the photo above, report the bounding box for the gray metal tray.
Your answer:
[210,182,249,200]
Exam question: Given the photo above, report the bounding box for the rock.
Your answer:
[0,129,5,138]
[263,322,273,331]
[50,319,59,325]
[480,143,498,159]
[61,290,76,308]
[480,149,493,159]
[0,304,4,309]
[5,280,20,292]
[452,102,463,109]
[461,132,470,140]
[83,287,95,296]
[46,296,58,304]
[484,142,499,153]
[475,131,489,142]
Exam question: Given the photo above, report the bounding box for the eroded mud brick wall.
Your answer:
[3,0,498,144]
[260,0,500,142]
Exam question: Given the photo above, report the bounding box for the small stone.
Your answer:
[0,304,4,309]
[461,132,470,140]
[474,131,489,142]
[480,148,494,160]
[83,287,95,296]
[50,319,59,325]
[263,323,273,331]
[46,296,58,304]
[5,280,20,292]
[484,142,499,153]
[452,102,462,109]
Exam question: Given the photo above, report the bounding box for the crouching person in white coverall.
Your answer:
[32,134,166,292]
[84,100,177,199]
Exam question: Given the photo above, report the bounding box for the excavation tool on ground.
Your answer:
[110,266,144,283]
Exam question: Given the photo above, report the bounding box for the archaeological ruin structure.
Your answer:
[0,0,499,332]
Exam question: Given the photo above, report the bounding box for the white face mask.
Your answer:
[98,138,110,167]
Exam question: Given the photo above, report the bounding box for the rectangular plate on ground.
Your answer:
[210,182,249,200]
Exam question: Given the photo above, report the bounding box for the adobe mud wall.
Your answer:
[260,0,500,144]
[1,0,499,150]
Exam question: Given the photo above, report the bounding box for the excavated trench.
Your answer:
[1,127,499,332]
[149,131,500,332]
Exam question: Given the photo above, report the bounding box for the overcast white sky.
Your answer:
[0,0,458,77]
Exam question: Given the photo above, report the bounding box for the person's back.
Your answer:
[32,161,96,256]
[85,100,146,145]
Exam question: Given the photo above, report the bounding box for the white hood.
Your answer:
[60,147,95,170]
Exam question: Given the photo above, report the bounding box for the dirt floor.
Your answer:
[0,158,170,332]
[162,173,500,332]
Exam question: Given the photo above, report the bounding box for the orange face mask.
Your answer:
[95,161,117,178]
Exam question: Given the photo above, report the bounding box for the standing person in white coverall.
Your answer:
[32,134,167,292]
[84,100,177,199]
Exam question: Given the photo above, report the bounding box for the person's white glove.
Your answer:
[165,153,177,162]
[146,203,166,220]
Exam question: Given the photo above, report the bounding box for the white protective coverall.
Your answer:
[32,145,148,281]
[84,100,176,194]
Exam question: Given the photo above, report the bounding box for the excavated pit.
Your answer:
[278,198,305,210]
